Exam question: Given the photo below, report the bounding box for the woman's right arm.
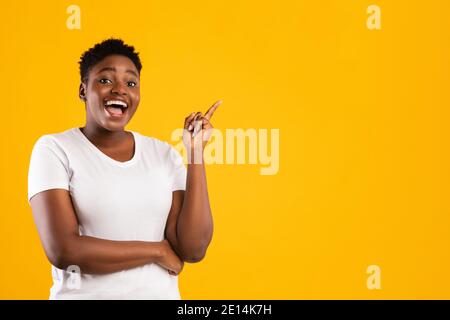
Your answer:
[30,189,184,275]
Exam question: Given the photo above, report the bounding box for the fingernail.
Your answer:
[188,124,193,131]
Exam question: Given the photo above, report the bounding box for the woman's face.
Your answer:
[80,54,140,131]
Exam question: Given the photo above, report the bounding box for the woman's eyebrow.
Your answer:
[97,66,138,77]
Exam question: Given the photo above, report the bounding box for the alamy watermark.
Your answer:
[366,4,381,30]
[66,265,81,290]
[171,128,280,175]
[366,264,381,290]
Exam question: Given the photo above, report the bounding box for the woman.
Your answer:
[27,38,221,299]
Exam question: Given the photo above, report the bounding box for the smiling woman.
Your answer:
[27,38,219,300]
[82,56,138,123]
[78,41,141,132]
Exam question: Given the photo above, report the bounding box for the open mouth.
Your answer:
[104,100,128,117]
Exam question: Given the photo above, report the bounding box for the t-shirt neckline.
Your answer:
[74,127,140,167]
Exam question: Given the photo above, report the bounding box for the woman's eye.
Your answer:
[127,81,137,87]
[99,78,112,84]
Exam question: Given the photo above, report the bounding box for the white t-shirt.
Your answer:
[27,127,187,300]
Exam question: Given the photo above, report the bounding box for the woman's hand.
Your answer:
[183,100,222,154]
[157,239,185,275]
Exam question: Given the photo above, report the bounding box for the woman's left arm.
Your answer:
[165,100,222,263]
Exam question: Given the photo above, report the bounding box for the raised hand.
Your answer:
[183,100,222,153]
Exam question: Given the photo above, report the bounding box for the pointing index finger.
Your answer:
[204,100,222,120]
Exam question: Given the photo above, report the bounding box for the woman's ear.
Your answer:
[79,83,86,101]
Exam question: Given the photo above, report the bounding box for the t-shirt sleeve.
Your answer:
[27,136,71,204]
[168,145,187,191]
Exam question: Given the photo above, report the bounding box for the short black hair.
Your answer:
[79,38,142,83]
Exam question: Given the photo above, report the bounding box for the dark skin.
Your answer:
[30,54,220,276]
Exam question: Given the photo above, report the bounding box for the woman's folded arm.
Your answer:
[30,189,164,274]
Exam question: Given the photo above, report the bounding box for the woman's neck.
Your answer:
[80,124,129,148]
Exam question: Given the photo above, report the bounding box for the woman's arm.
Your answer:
[164,101,221,263]
[30,189,184,275]
[165,161,213,263]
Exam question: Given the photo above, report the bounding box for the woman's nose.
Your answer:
[111,82,127,95]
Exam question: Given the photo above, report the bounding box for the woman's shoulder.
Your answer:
[133,131,183,161]
[134,131,175,151]
[32,128,80,151]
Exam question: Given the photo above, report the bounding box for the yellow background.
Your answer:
[1,0,449,299]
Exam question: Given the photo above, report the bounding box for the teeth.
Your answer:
[105,100,128,108]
